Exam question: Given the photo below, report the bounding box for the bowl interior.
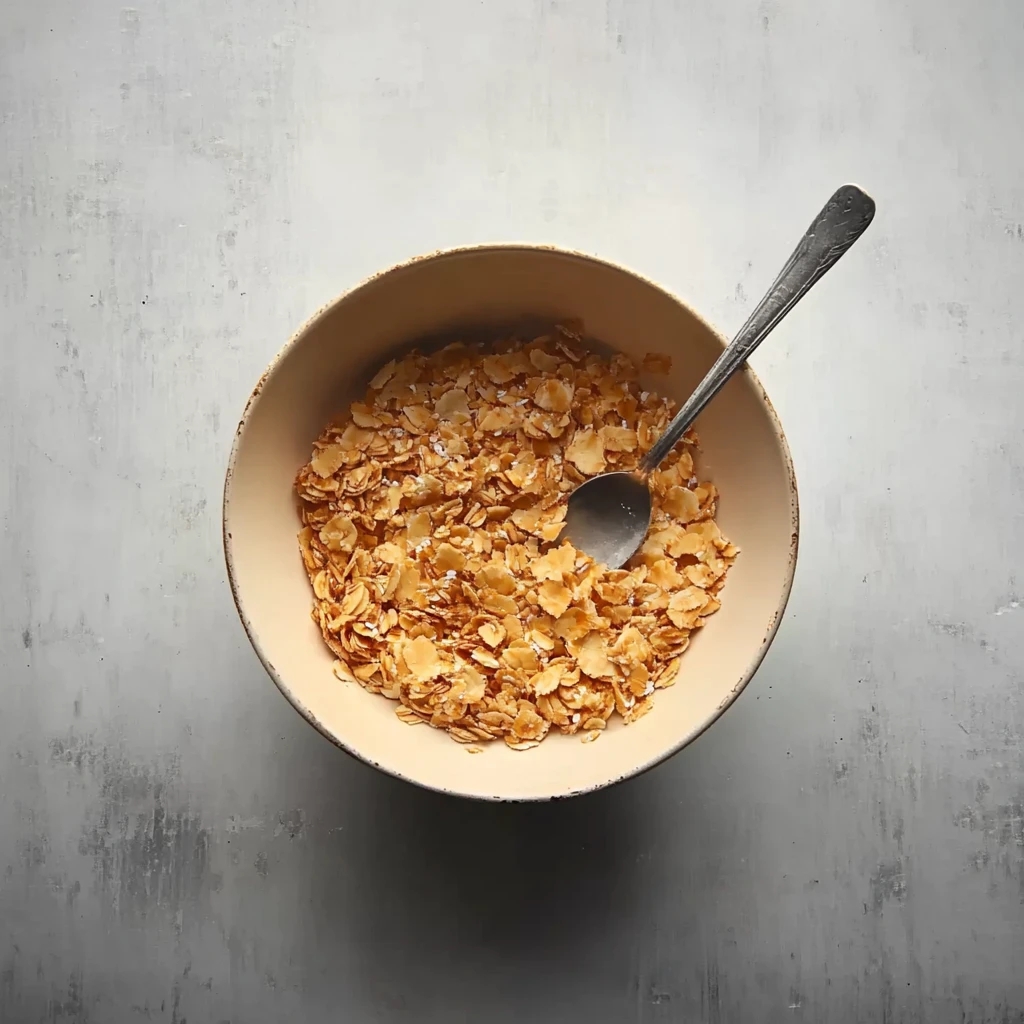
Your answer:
[224,247,797,800]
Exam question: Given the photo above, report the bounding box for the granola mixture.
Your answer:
[295,326,737,750]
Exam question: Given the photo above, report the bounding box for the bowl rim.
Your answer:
[222,242,800,801]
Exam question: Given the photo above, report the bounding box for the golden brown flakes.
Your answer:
[648,560,685,590]
[350,403,382,429]
[368,359,397,390]
[505,738,542,752]
[576,632,619,681]
[435,542,466,572]
[666,587,710,629]
[340,423,376,451]
[460,665,487,703]
[311,444,346,477]
[537,579,573,617]
[534,378,574,413]
[478,621,506,648]
[481,590,518,616]
[402,636,443,681]
[530,542,577,582]
[394,564,420,604]
[565,427,606,474]
[320,513,357,553]
[512,701,548,740]
[478,407,515,433]
[641,352,672,374]
[435,388,472,423]
[482,354,516,385]
[502,640,540,673]
[476,561,517,594]
[527,663,563,696]
[295,329,736,750]
[332,659,358,683]
[663,485,701,522]
[529,347,561,372]
[553,608,593,641]
[599,425,637,452]
[471,647,501,669]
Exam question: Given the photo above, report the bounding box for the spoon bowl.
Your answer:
[563,471,652,569]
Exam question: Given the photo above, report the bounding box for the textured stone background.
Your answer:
[2,0,1023,1021]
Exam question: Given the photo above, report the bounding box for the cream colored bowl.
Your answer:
[223,246,798,800]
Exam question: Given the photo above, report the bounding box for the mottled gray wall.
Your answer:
[1,0,1023,1021]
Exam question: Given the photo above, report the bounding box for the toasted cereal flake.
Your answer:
[527,664,563,696]
[403,405,435,432]
[540,520,566,542]
[481,590,518,616]
[340,423,376,451]
[396,705,425,725]
[478,407,515,433]
[641,352,672,374]
[684,563,717,589]
[478,621,506,648]
[612,626,651,666]
[460,665,488,703]
[476,561,518,595]
[565,427,606,474]
[655,657,682,689]
[553,607,593,641]
[530,542,577,582]
[502,640,540,673]
[537,579,572,617]
[529,627,556,652]
[471,647,501,669]
[506,457,539,490]
[311,443,346,477]
[502,613,524,641]
[482,354,515,384]
[294,329,735,750]
[598,425,637,452]
[434,388,472,423]
[575,632,619,681]
[435,542,467,572]
[505,737,541,751]
[534,379,574,413]
[663,485,701,523]
[648,560,685,590]
[333,659,358,682]
[394,564,421,603]
[320,513,358,553]
[376,542,403,564]
[405,512,432,546]
[512,702,548,740]
[666,587,709,628]
[529,347,561,372]
[511,506,540,531]
[368,359,397,390]
[402,635,443,681]
[344,464,382,496]
[350,402,382,429]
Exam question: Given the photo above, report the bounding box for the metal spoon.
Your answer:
[562,183,876,568]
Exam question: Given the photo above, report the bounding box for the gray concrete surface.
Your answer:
[2,0,1023,1020]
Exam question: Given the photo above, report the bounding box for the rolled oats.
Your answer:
[295,330,737,750]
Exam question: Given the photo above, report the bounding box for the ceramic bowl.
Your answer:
[223,246,798,800]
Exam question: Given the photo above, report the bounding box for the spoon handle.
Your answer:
[639,183,876,474]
